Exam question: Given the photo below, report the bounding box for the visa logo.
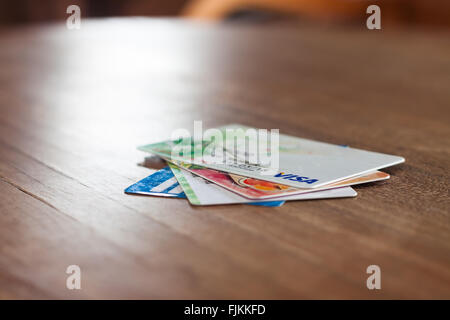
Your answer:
[274,172,318,184]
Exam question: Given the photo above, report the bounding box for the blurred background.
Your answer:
[0,0,448,301]
[0,0,449,28]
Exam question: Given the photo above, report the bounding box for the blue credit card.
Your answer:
[125,167,284,207]
[248,201,284,207]
[125,166,186,198]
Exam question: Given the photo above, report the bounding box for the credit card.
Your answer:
[138,124,403,188]
[125,167,284,207]
[168,163,357,205]
[168,163,284,206]
[168,159,387,200]
[124,166,185,198]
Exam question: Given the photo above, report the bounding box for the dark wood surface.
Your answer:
[0,19,449,299]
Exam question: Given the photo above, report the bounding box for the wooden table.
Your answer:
[0,19,449,299]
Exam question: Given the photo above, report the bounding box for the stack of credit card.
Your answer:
[125,124,404,207]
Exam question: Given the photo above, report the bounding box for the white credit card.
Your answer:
[139,124,404,189]
[168,163,356,206]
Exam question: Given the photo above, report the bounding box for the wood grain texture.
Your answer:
[0,19,449,299]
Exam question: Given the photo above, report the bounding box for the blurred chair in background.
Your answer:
[183,0,450,27]
[183,0,364,22]
[0,0,448,28]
